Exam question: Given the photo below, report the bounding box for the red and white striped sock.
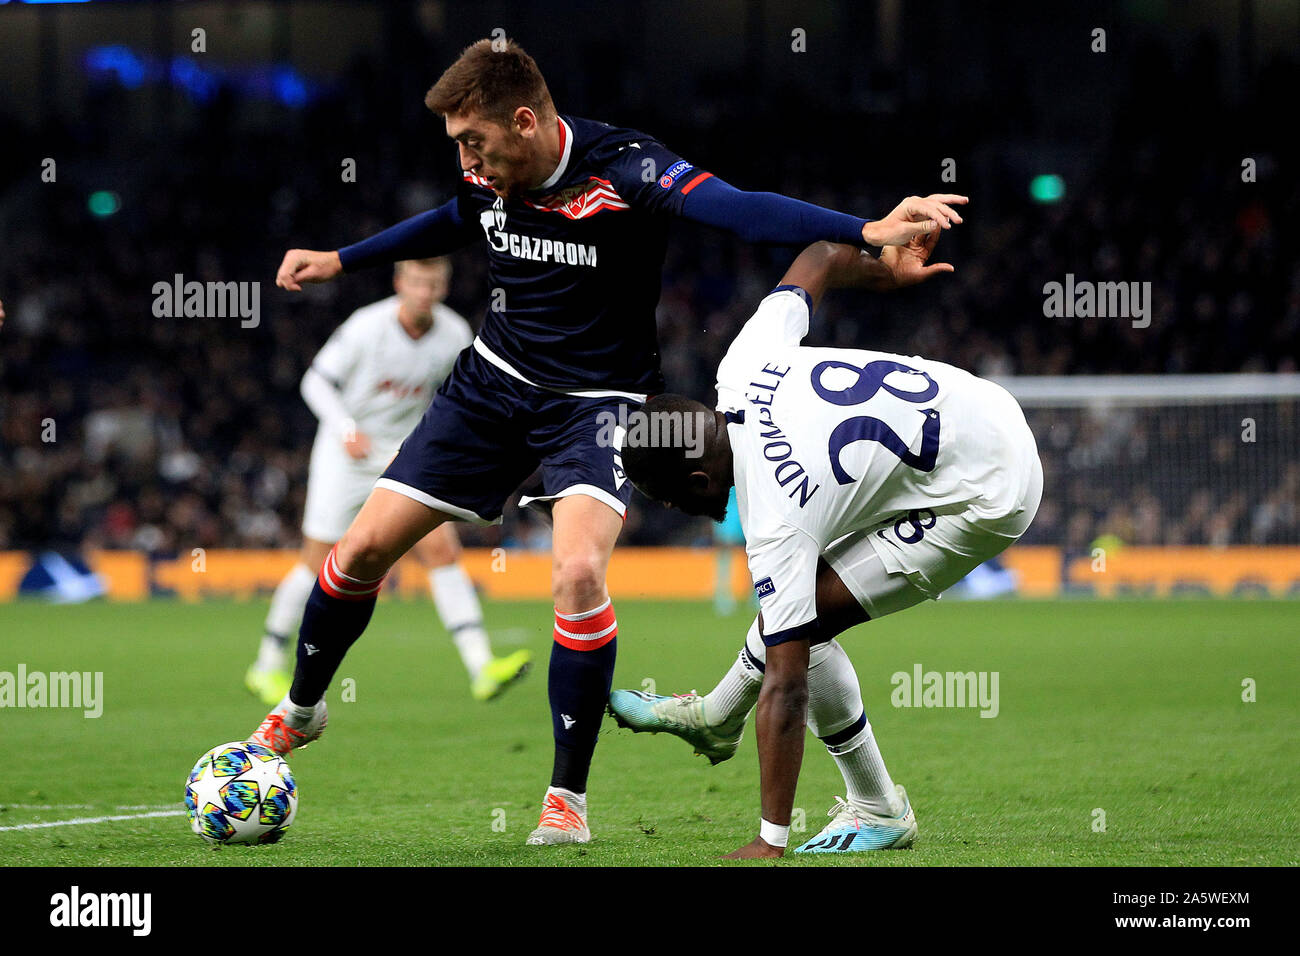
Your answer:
[552,598,617,650]
[317,544,386,601]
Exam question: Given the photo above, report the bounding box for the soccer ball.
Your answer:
[185,741,297,845]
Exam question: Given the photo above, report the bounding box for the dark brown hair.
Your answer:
[425,38,555,126]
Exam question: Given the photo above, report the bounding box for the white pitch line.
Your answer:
[0,803,176,811]
[0,809,187,832]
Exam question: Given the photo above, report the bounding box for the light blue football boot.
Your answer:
[794,786,917,853]
[607,689,745,765]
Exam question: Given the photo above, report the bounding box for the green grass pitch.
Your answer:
[1,597,1296,866]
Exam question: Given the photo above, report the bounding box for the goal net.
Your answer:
[994,374,1300,550]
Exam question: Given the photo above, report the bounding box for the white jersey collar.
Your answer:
[536,116,574,193]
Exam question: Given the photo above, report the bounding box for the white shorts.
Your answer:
[824,452,1043,620]
[300,432,393,542]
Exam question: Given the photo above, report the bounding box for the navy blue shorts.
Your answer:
[376,345,639,525]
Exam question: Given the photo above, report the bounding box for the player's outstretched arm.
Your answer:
[677,175,965,249]
[724,634,810,860]
[276,198,477,292]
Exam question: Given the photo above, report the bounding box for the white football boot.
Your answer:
[525,788,591,845]
[248,694,328,756]
[793,785,917,853]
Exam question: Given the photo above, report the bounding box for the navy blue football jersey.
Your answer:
[458,115,710,397]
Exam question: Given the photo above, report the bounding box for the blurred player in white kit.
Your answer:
[245,257,531,705]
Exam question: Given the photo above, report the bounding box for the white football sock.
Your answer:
[430,564,492,679]
[283,696,319,722]
[832,728,902,817]
[702,617,764,724]
[258,562,316,670]
[806,639,901,817]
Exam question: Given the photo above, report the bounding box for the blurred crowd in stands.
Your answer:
[2,28,1297,554]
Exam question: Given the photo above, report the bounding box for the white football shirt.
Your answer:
[310,295,473,453]
[716,286,1037,643]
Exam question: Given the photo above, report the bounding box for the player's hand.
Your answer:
[723,837,785,859]
[276,249,343,292]
[880,222,956,288]
[342,430,372,460]
[862,194,967,247]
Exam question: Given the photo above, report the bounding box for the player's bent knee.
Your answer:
[551,551,608,607]
[335,530,400,580]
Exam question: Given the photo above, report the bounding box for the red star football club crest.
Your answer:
[528,177,630,220]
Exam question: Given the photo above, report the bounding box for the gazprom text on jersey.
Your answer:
[486,229,598,267]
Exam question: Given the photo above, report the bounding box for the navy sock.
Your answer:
[288,550,384,706]
[548,601,618,793]
[548,638,617,793]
